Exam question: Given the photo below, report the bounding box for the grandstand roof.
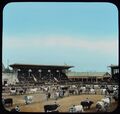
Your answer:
[10,63,73,69]
[108,65,119,68]
[66,72,111,77]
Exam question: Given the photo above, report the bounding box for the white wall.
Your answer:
[2,72,19,85]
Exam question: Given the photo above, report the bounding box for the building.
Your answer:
[2,63,18,85]
[9,63,73,85]
[109,65,119,83]
[66,71,111,83]
[2,63,114,85]
[2,72,19,85]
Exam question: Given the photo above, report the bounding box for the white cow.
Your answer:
[30,88,37,93]
[100,89,107,95]
[80,87,86,94]
[96,97,111,112]
[89,89,96,94]
[10,88,16,95]
[96,101,106,112]
[69,105,84,112]
[101,97,111,106]
[71,85,77,89]
[113,87,117,91]
[94,85,100,89]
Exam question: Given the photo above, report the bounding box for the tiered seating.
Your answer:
[17,73,35,84]
[17,70,69,85]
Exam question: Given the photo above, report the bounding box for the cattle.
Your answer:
[10,88,16,95]
[60,85,69,91]
[69,89,75,95]
[11,108,18,112]
[2,98,13,107]
[77,88,83,95]
[96,97,111,112]
[101,97,111,105]
[81,100,94,109]
[80,87,86,94]
[64,90,69,97]
[89,89,96,94]
[86,84,91,89]
[96,101,107,112]
[44,104,60,112]
[10,106,20,112]
[100,84,107,89]
[85,86,91,93]
[24,96,33,104]
[113,87,117,91]
[94,85,100,89]
[18,90,24,94]
[16,89,25,95]
[106,87,114,95]
[29,88,37,94]
[71,85,77,89]
[69,105,84,112]
[100,89,107,95]
[113,90,118,101]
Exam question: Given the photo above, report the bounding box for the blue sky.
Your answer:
[3,2,118,72]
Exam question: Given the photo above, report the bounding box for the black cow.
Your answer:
[17,89,24,95]
[69,89,75,95]
[10,106,20,112]
[3,98,13,106]
[113,91,118,101]
[106,88,114,95]
[44,104,60,112]
[81,101,94,109]
[61,86,69,91]
[11,108,19,112]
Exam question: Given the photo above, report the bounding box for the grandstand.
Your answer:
[109,65,119,83]
[2,63,116,86]
[66,71,111,83]
[9,63,73,85]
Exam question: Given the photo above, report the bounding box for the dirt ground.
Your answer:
[3,92,118,112]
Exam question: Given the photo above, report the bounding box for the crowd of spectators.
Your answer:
[17,70,69,84]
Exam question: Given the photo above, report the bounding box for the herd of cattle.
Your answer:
[2,83,119,112]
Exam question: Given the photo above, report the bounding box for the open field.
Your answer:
[3,92,118,112]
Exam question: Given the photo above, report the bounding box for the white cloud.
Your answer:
[3,35,118,55]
